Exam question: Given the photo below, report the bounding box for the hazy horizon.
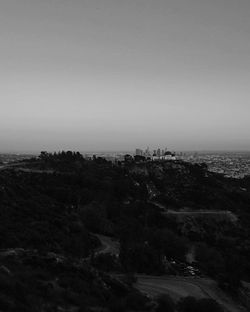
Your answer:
[2,149,250,156]
[1,0,250,153]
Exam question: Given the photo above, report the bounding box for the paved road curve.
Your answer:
[135,275,247,312]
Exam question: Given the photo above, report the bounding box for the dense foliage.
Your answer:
[0,151,250,311]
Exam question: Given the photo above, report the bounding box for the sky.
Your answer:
[0,0,250,153]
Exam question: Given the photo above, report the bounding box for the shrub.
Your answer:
[156,294,175,312]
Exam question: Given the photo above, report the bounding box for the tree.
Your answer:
[195,243,225,277]
[134,155,146,162]
[177,297,223,312]
[124,154,133,162]
[177,296,198,312]
[150,229,188,261]
[156,294,175,312]
[196,298,223,312]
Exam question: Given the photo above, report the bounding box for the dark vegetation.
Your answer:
[177,296,224,312]
[0,151,250,311]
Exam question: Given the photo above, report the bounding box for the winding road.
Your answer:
[135,275,247,312]
[96,234,247,312]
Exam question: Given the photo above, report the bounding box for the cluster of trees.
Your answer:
[107,292,223,312]
[155,295,223,312]
[0,171,100,257]
[0,249,151,312]
[39,151,83,160]
[119,226,187,274]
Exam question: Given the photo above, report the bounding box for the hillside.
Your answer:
[0,151,250,311]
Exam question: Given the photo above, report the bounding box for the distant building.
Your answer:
[145,147,150,157]
[152,150,176,161]
[163,152,176,160]
[135,148,143,156]
[134,146,176,161]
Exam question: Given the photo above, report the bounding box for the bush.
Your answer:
[108,296,126,312]
[177,296,223,312]
[156,294,175,312]
[177,296,198,312]
[125,290,149,310]
[91,253,119,272]
[196,298,223,312]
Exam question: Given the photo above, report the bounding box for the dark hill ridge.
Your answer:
[0,151,250,311]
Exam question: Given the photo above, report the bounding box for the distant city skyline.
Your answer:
[1,0,250,153]
[2,148,250,156]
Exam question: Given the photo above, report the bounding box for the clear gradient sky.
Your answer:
[0,0,250,153]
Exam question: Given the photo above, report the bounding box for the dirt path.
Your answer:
[150,201,238,222]
[0,162,56,174]
[94,234,120,256]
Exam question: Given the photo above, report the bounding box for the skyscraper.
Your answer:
[135,149,143,156]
